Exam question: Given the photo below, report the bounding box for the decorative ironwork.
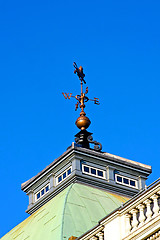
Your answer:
[62,62,102,151]
[87,135,102,151]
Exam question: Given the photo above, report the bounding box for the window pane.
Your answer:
[97,170,103,177]
[41,189,44,195]
[130,180,136,186]
[67,168,71,175]
[63,172,66,179]
[46,186,49,192]
[37,192,40,199]
[84,166,89,173]
[58,176,62,182]
[117,176,122,182]
[123,178,129,184]
[91,168,96,175]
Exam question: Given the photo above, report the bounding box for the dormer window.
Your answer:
[35,184,50,201]
[82,164,105,179]
[115,174,137,188]
[56,167,72,185]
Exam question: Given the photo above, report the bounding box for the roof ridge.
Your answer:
[61,183,74,239]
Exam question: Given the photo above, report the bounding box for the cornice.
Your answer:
[21,144,152,192]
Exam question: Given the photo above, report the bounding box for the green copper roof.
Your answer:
[1,183,129,240]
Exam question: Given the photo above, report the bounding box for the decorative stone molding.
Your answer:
[96,231,104,240]
[137,204,145,226]
[124,190,160,238]
[125,213,132,234]
[146,230,160,240]
[90,237,98,240]
[150,194,160,217]
[143,199,152,222]
[130,209,138,231]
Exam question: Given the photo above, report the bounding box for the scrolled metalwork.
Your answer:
[87,135,102,151]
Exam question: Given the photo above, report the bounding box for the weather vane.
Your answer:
[62,62,102,151]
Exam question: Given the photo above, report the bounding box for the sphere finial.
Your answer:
[75,111,91,130]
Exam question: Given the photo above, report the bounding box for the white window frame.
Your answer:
[56,166,72,185]
[82,164,105,179]
[35,183,50,202]
[115,174,138,189]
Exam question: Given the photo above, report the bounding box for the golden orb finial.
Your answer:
[75,113,91,130]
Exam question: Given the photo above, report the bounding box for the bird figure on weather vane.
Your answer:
[62,62,102,151]
[73,62,86,84]
[62,62,100,118]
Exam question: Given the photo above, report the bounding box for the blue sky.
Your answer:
[0,0,160,237]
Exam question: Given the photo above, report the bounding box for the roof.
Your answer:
[1,183,129,240]
[21,144,152,191]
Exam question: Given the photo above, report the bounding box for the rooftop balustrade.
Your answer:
[124,179,160,239]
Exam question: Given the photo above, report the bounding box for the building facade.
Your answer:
[2,142,156,240]
[77,178,160,240]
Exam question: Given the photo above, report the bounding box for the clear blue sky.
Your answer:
[0,0,160,237]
